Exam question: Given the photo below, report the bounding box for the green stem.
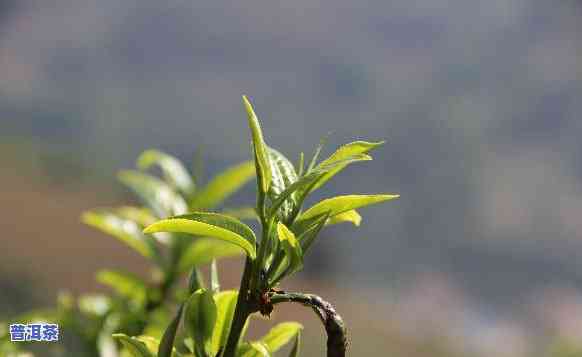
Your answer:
[249,189,271,293]
[221,258,255,357]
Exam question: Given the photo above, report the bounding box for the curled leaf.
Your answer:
[269,223,304,285]
[238,342,272,357]
[298,194,399,223]
[276,223,303,275]
[243,95,272,193]
[319,141,384,167]
[327,209,362,226]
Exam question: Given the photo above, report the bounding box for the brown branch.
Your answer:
[269,291,348,357]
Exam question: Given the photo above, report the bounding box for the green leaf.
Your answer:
[178,238,244,272]
[118,170,187,217]
[298,194,399,223]
[116,206,157,227]
[210,260,220,293]
[158,304,184,357]
[268,148,299,190]
[306,134,330,172]
[145,212,256,260]
[267,148,299,222]
[276,223,303,276]
[183,338,195,355]
[259,322,303,353]
[185,289,217,355]
[319,141,384,167]
[82,210,156,259]
[190,161,255,210]
[137,149,195,195]
[135,336,161,355]
[288,333,301,357]
[297,152,305,176]
[210,290,238,356]
[286,154,369,217]
[188,267,205,293]
[142,310,178,343]
[309,140,384,193]
[267,169,321,220]
[267,215,314,287]
[96,269,147,306]
[268,155,370,221]
[113,334,154,357]
[243,95,272,193]
[294,213,330,253]
[327,209,362,226]
[238,342,272,357]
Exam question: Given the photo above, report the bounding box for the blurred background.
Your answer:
[2,0,582,356]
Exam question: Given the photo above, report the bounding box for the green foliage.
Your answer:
[326,209,361,226]
[145,96,397,357]
[266,148,299,223]
[3,143,258,357]
[118,170,188,217]
[96,269,148,308]
[297,194,399,223]
[308,140,383,193]
[157,305,183,357]
[4,96,398,357]
[210,291,238,356]
[190,161,255,210]
[237,341,271,357]
[243,95,272,194]
[258,322,303,353]
[185,289,217,356]
[271,223,303,284]
[144,213,257,260]
[178,239,243,273]
[287,334,300,357]
[113,334,156,357]
[138,149,196,196]
[82,209,159,260]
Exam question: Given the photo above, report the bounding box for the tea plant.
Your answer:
[1,146,255,356]
[1,96,398,357]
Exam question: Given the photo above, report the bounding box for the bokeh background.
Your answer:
[2,1,582,356]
